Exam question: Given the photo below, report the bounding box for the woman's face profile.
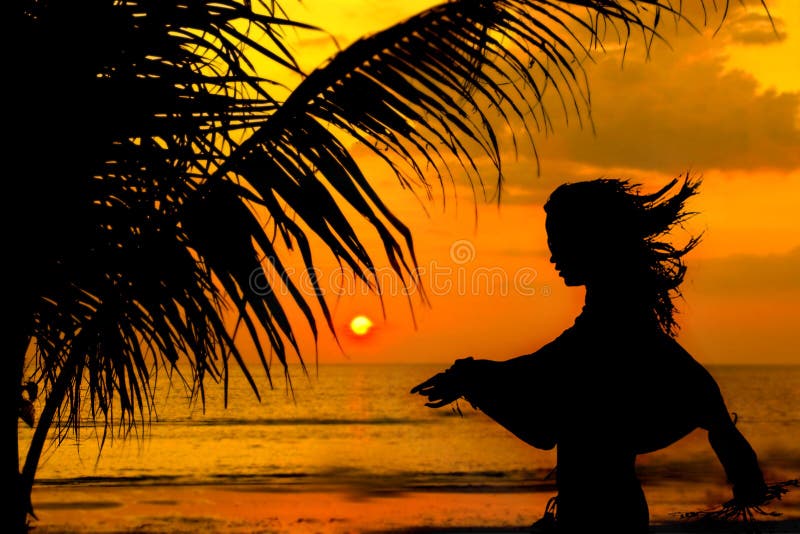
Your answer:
[545,212,595,287]
[545,213,614,292]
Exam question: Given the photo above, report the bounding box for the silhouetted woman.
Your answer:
[412,177,771,532]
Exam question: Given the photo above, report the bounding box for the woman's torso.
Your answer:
[510,305,727,454]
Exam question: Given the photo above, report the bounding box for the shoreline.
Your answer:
[30,482,800,533]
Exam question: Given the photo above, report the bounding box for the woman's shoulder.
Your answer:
[653,333,705,366]
[642,333,723,391]
[502,323,582,371]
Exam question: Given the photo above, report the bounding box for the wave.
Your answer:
[166,417,430,427]
[35,455,800,493]
[35,468,559,493]
[49,416,431,429]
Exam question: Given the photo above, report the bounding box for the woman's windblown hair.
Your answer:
[544,175,702,337]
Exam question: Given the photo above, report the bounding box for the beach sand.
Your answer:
[30,483,800,533]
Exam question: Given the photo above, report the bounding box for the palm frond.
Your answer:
[227,0,738,206]
[18,0,317,454]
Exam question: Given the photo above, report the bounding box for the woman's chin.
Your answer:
[560,274,585,287]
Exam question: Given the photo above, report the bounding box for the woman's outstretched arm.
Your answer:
[410,328,571,408]
[694,369,769,506]
[410,347,562,451]
[706,410,768,505]
[657,337,769,505]
[410,357,501,408]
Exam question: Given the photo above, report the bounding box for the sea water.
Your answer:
[21,364,800,497]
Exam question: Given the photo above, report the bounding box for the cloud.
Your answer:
[685,246,800,295]
[442,3,798,181]
[726,13,787,45]
[545,36,800,173]
[431,7,800,204]
[295,34,345,51]
[336,1,799,213]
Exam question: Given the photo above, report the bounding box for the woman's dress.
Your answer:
[456,303,757,531]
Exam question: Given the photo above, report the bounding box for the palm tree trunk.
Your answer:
[2,316,31,532]
[21,353,79,512]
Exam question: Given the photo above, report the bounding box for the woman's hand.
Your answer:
[410,371,461,407]
[410,357,474,408]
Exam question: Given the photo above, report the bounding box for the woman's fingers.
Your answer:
[410,376,441,394]
[410,373,446,394]
[420,387,459,408]
[411,371,460,408]
[423,389,460,408]
[425,399,453,408]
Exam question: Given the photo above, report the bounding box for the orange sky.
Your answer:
[250,0,800,366]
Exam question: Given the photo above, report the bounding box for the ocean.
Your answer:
[22,364,800,503]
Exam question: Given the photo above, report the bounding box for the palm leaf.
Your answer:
[227,0,732,199]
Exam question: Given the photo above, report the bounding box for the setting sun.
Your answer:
[349,315,374,336]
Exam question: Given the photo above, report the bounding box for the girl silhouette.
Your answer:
[412,177,776,532]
